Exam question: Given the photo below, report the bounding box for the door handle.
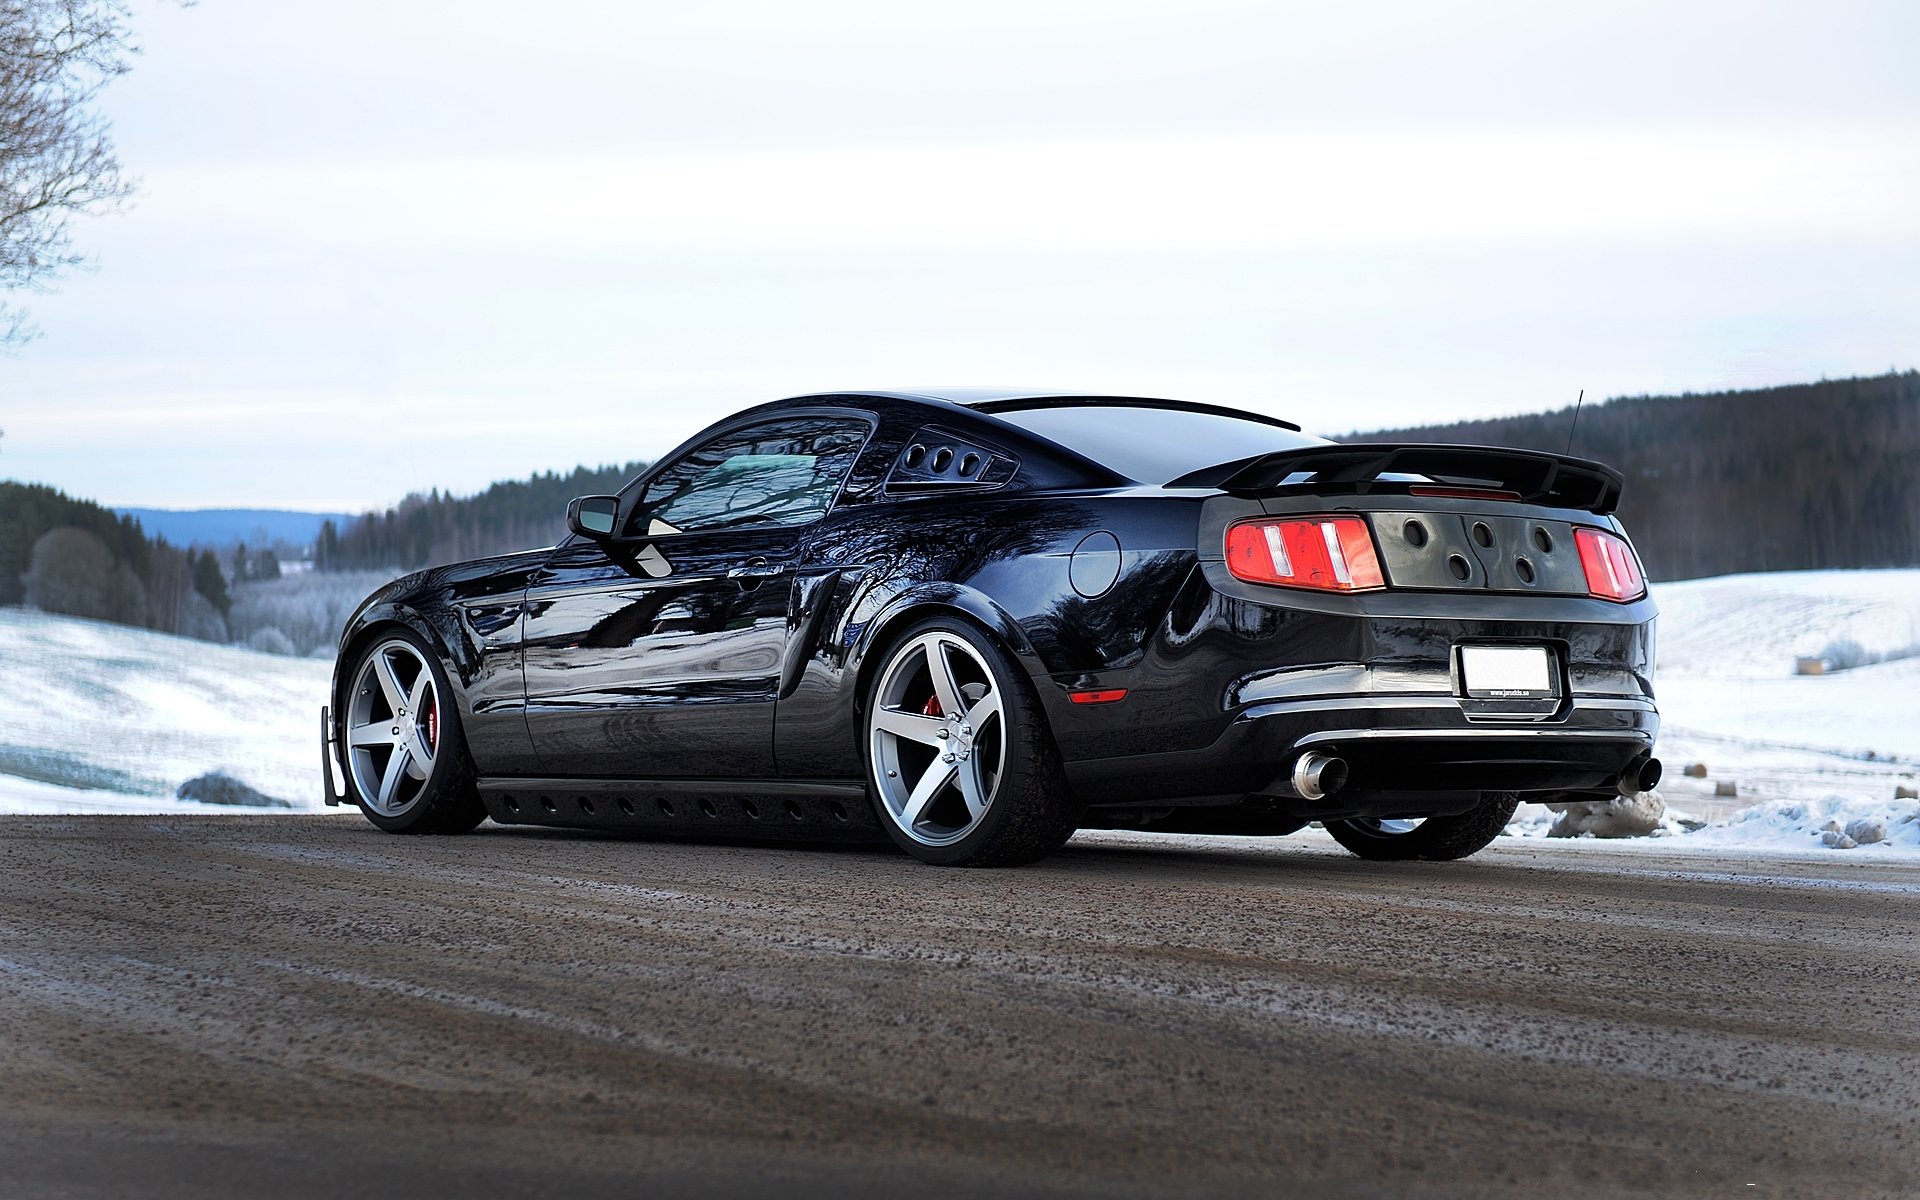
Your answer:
[728,558,785,581]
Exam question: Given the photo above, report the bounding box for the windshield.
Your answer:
[985,404,1329,484]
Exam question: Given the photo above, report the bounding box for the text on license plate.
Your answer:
[1459,645,1555,697]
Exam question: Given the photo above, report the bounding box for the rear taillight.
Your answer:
[1225,516,1385,592]
[1574,527,1646,602]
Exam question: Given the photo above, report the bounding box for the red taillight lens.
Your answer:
[1574,527,1646,602]
[1224,516,1385,592]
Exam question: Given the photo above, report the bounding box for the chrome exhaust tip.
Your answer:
[1291,753,1349,801]
[1618,755,1663,797]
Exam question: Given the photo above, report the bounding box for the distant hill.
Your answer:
[310,372,1920,581]
[317,463,650,572]
[115,508,352,552]
[1353,371,1920,581]
[1,481,234,639]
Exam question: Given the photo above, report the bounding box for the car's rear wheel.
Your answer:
[865,617,1077,866]
[342,630,486,834]
[1323,792,1519,861]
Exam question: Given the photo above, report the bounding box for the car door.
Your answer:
[520,414,871,778]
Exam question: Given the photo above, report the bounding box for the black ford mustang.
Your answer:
[321,389,1659,866]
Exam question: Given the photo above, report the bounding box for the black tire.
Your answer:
[863,616,1079,867]
[1323,792,1520,861]
[340,627,487,835]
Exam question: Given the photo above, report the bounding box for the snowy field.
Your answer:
[0,570,1916,855]
[0,608,332,814]
[1515,569,1920,857]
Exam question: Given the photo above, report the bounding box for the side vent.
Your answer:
[886,425,1019,492]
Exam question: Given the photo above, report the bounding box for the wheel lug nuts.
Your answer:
[941,753,955,764]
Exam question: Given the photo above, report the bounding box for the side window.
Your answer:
[624,416,869,537]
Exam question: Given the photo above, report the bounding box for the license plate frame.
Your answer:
[1458,644,1559,700]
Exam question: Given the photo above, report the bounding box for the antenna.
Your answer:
[1565,389,1584,455]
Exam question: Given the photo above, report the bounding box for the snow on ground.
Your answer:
[0,773,295,816]
[1652,568,1920,760]
[1509,568,1920,858]
[0,569,1916,853]
[0,608,333,811]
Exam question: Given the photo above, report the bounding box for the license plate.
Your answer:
[1459,645,1556,699]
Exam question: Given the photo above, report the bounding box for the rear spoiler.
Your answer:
[1166,442,1624,515]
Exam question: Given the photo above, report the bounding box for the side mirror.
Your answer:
[566,495,620,539]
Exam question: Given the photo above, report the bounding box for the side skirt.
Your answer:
[476,776,887,842]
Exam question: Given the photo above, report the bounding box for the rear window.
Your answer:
[986,404,1328,484]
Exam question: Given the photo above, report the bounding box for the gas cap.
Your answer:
[1068,531,1122,598]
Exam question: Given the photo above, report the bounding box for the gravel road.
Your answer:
[2,815,1915,1199]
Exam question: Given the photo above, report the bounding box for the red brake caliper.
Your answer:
[921,695,943,719]
[427,697,439,752]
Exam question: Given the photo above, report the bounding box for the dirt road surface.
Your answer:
[2,815,1915,1198]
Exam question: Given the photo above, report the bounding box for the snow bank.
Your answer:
[1673,794,1920,855]
[1558,568,1920,854]
[0,774,303,816]
[1507,791,1920,859]
[0,608,331,810]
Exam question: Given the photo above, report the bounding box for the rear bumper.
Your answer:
[1045,551,1658,817]
[1064,691,1657,814]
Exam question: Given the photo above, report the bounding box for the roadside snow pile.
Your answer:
[1680,794,1920,854]
[1546,792,1676,838]
[1505,791,1920,856]
[1511,569,1919,855]
[1506,793,1695,840]
[0,608,332,812]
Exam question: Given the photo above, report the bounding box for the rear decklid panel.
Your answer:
[1367,509,1587,594]
[1197,492,1636,606]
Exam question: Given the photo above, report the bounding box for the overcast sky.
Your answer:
[3,0,1916,511]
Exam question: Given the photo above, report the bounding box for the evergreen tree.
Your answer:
[191,549,231,616]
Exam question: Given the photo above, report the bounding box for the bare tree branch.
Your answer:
[0,0,144,345]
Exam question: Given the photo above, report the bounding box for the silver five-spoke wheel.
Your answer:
[346,638,441,816]
[869,630,1007,847]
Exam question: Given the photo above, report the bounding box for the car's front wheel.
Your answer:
[341,629,486,834]
[1323,792,1520,861]
[864,617,1077,866]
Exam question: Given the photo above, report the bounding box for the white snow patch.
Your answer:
[0,608,332,811]
[1671,793,1920,856]
[1651,568,1920,681]
[1503,569,1920,857]
[0,774,326,816]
